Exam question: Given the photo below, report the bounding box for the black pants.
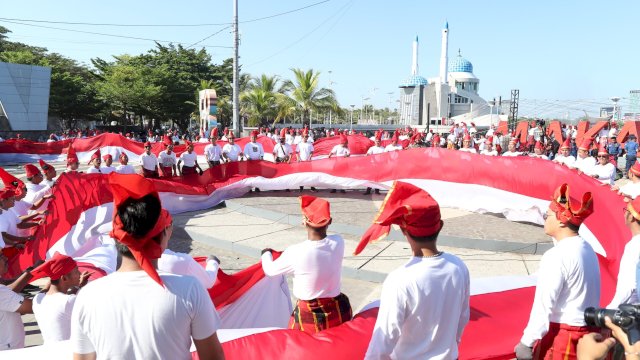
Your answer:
[207,160,220,167]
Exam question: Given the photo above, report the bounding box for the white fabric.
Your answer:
[365,253,470,360]
[33,292,76,343]
[115,164,136,175]
[366,146,385,155]
[71,271,221,359]
[0,285,24,351]
[261,234,345,300]
[272,143,292,161]
[590,163,616,185]
[520,236,601,347]
[384,144,403,152]
[179,152,198,167]
[99,166,116,175]
[139,153,158,171]
[158,151,177,168]
[296,142,314,161]
[158,249,219,289]
[554,154,576,167]
[572,156,596,173]
[458,147,477,154]
[204,144,222,162]
[86,167,100,174]
[330,145,350,157]
[608,235,640,307]
[243,142,264,161]
[619,181,640,199]
[222,143,243,162]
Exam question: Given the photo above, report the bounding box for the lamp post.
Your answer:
[350,104,355,131]
[488,100,495,127]
[361,96,370,123]
[387,92,394,125]
[611,96,621,122]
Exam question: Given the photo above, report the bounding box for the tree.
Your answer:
[283,69,338,127]
[241,74,287,126]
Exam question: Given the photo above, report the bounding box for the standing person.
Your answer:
[222,132,243,163]
[502,140,523,157]
[177,141,203,176]
[158,251,220,290]
[529,141,549,160]
[66,145,80,173]
[71,173,225,360]
[329,134,350,193]
[384,131,403,152]
[514,183,600,360]
[615,162,640,199]
[296,128,316,192]
[204,128,222,168]
[23,164,51,205]
[358,181,470,359]
[272,129,292,164]
[571,138,597,174]
[261,195,352,333]
[607,196,640,308]
[115,153,136,175]
[480,139,498,156]
[458,133,477,154]
[39,159,57,187]
[590,143,617,186]
[139,141,159,178]
[364,131,385,195]
[624,135,639,178]
[243,131,265,161]
[86,150,102,174]
[553,138,576,167]
[607,135,623,165]
[100,154,116,174]
[31,253,90,343]
[158,143,177,177]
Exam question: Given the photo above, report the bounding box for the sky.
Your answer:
[2,0,639,118]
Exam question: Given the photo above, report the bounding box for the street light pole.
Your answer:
[350,104,355,131]
[232,0,241,137]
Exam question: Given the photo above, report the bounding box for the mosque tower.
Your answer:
[439,21,449,84]
[411,36,419,76]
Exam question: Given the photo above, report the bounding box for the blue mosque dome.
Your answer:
[400,75,428,87]
[449,51,473,73]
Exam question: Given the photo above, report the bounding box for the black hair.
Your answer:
[115,194,162,258]
[406,226,442,243]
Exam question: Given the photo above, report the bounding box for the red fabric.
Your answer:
[29,252,77,282]
[24,164,40,177]
[0,187,15,200]
[299,195,331,227]
[549,184,593,226]
[76,261,107,282]
[0,167,24,194]
[534,322,598,360]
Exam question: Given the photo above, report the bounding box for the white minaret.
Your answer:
[439,21,449,84]
[411,35,419,75]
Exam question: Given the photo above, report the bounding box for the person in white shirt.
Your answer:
[178,141,203,176]
[66,145,80,173]
[115,153,137,174]
[38,159,57,188]
[458,133,477,154]
[529,141,549,160]
[285,130,294,145]
[222,132,243,162]
[71,173,225,360]
[47,133,57,143]
[23,164,51,205]
[86,150,102,174]
[272,129,292,164]
[502,140,523,157]
[0,188,38,249]
[486,125,495,137]
[608,197,640,309]
[615,162,640,199]
[515,184,600,360]
[358,181,470,360]
[329,134,350,193]
[204,128,222,167]
[100,154,116,174]
[384,131,403,152]
[364,132,385,195]
[553,139,576,167]
[571,138,597,174]
[480,140,498,156]
[31,253,89,343]
[590,144,617,186]
[295,129,316,192]
[293,129,303,145]
[243,131,265,161]
[261,195,352,333]
[159,250,220,290]
[140,141,160,178]
[158,143,178,177]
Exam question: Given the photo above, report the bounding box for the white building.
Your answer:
[0,62,51,131]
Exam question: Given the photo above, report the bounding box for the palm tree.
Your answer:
[284,68,337,127]
[241,74,286,126]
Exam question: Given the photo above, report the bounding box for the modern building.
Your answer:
[199,88,218,131]
[0,61,51,131]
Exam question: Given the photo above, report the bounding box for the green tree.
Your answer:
[283,69,337,127]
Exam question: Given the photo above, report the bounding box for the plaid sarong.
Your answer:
[289,293,352,334]
[534,322,600,360]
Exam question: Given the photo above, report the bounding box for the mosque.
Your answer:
[398,22,503,129]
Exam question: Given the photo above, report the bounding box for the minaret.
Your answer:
[411,35,419,76]
[439,21,449,84]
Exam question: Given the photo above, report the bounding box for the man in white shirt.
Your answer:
[222,132,243,162]
[571,138,597,174]
[159,251,220,290]
[86,150,102,174]
[115,153,137,174]
[608,196,640,308]
[480,139,498,156]
[502,140,523,157]
[39,159,57,188]
[139,141,159,178]
[553,138,576,167]
[158,143,178,177]
[358,181,470,360]
[615,162,640,199]
[243,131,265,161]
[23,164,51,205]
[31,252,90,343]
[384,131,403,152]
[177,141,203,176]
[458,133,477,154]
[261,195,351,333]
[364,132,385,195]
[296,129,316,192]
[590,144,617,186]
[515,183,600,360]
[272,129,292,164]
[66,145,80,173]
[329,134,350,193]
[99,154,116,174]
[71,173,224,360]
[529,141,549,160]
[205,128,222,168]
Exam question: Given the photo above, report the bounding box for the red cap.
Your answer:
[0,167,25,197]
[375,131,382,141]
[299,196,331,227]
[102,154,112,161]
[67,145,79,165]
[0,187,16,200]
[549,184,593,226]
[119,152,128,164]
[340,134,348,143]
[631,162,640,177]
[108,173,173,287]
[579,138,593,151]
[89,149,101,165]
[144,141,152,147]
[391,129,399,142]
[250,130,259,137]
[627,197,640,220]
[355,181,442,255]
[29,252,77,282]
[227,131,235,139]
[302,128,309,137]
[598,142,608,156]
[560,138,571,150]
[280,128,287,138]
[24,164,41,178]
[38,159,52,171]
[211,127,219,138]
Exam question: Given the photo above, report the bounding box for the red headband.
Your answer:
[29,252,77,282]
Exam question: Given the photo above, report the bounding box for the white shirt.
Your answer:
[71,271,220,359]
[179,152,198,167]
[243,142,265,161]
[0,285,25,350]
[140,153,159,171]
[10,200,31,217]
[43,178,55,188]
[480,149,498,156]
[502,151,522,157]
[366,146,385,156]
[590,162,616,185]
[330,145,350,157]
[24,182,49,205]
[619,181,640,199]
[458,147,477,154]
[520,236,601,347]
[297,142,314,161]
[222,143,242,162]
[0,210,19,239]
[204,143,222,162]
[285,134,294,145]
[158,151,177,168]
[272,143,292,160]
[33,292,76,343]
[99,166,116,175]
[530,153,549,160]
[261,235,344,300]
[293,135,303,145]
[384,144,403,152]
[86,167,101,174]
[572,156,597,173]
[365,253,470,360]
[158,249,219,290]
[608,235,640,308]
[115,164,136,175]
[554,154,576,167]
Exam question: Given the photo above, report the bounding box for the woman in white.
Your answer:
[177,141,203,176]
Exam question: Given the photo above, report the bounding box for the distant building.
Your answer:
[0,62,51,131]
[199,89,218,131]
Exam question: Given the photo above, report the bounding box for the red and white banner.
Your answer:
[3,148,629,359]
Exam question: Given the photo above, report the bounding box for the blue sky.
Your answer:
[2,0,639,118]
